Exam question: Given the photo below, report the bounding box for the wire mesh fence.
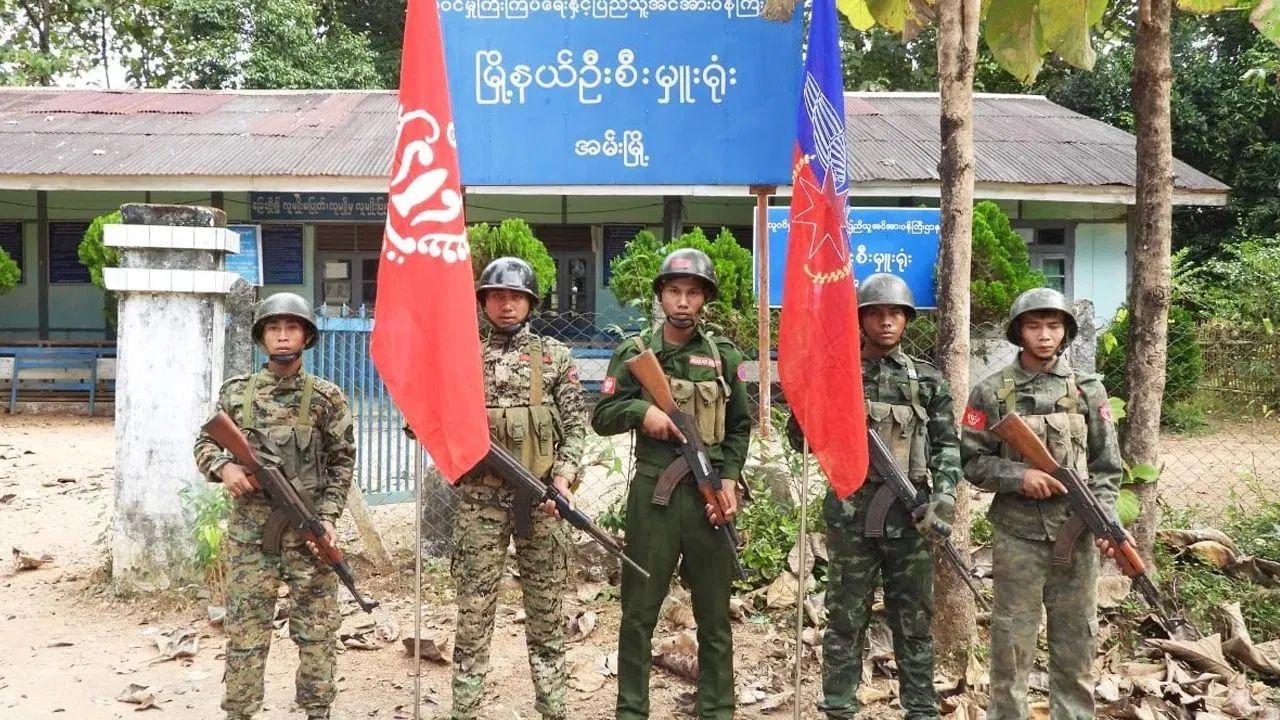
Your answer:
[309,306,1279,555]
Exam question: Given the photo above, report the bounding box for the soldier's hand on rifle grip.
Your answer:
[641,405,685,443]
[704,483,738,526]
[1096,531,1139,573]
[219,462,256,498]
[1019,468,1068,499]
[306,521,337,560]
[542,476,575,518]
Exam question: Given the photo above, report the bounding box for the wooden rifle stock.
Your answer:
[987,412,1059,475]
[626,349,679,413]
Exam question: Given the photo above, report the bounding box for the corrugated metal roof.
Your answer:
[0,88,1229,195]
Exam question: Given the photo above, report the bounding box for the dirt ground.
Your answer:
[0,415,839,719]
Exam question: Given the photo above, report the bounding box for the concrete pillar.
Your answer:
[103,203,242,591]
[224,278,256,377]
[1071,298,1098,375]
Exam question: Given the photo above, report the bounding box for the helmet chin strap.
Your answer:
[494,321,525,336]
[665,315,696,329]
[269,352,301,363]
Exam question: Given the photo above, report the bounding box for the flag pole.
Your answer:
[793,436,810,719]
[413,445,424,720]
[753,184,776,438]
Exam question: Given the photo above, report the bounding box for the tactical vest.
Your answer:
[240,372,324,499]
[995,366,1089,477]
[634,327,729,445]
[485,337,560,481]
[866,354,931,485]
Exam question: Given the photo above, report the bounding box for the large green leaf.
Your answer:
[1128,463,1160,484]
[1040,0,1097,70]
[1116,488,1141,526]
[1108,396,1127,423]
[1253,0,1280,45]
[867,0,910,33]
[985,0,1045,83]
[837,0,878,30]
[1087,0,1108,26]
[1176,0,1246,13]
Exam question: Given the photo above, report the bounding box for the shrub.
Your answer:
[0,245,17,294]
[467,219,556,299]
[1097,305,1205,428]
[969,201,1045,325]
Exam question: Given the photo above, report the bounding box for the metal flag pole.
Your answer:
[793,436,810,720]
[413,444,424,720]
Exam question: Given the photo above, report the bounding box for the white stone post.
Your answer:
[103,204,242,591]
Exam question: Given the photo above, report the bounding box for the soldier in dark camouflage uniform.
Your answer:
[786,273,961,720]
[960,288,1123,720]
[193,292,356,720]
[592,248,752,720]
[449,257,587,720]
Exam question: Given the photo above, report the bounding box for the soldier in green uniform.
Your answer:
[448,257,587,720]
[591,248,752,720]
[785,273,961,720]
[960,288,1123,720]
[193,292,356,720]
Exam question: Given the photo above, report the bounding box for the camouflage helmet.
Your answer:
[476,257,540,306]
[858,273,917,320]
[252,292,318,349]
[1006,287,1078,346]
[653,248,719,301]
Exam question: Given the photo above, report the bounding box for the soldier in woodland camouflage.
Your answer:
[960,288,1123,720]
[449,257,587,720]
[193,292,356,720]
[786,274,961,720]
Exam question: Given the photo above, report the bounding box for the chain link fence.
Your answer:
[411,309,1280,554]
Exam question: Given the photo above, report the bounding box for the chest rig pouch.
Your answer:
[864,355,932,537]
[470,339,562,536]
[991,367,1090,542]
[234,373,324,551]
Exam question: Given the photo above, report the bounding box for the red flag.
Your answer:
[371,0,488,482]
[777,0,868,500]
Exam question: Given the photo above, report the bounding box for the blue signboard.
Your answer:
[225,224,263,286]
[758,207,941,308]
[262,225,305,285]
[250,193,388,222]
[440,3,803,185]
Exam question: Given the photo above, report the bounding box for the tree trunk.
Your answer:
[1127,0,1174,565]
[932,0,981,674]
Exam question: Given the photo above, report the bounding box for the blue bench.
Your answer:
[4,347,113,415]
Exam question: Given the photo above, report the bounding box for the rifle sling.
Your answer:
[1053,514,1089,566]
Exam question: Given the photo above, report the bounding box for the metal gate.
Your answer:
[309,309,415,505]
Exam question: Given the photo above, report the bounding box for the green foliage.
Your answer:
[970,514,995,546]
[1097,305,1206,429]
[180,483,231,602]
[969,201,1046,325]
[79,210,122,290]
[0,244,18,295]
[0,0,100,86]
[735,466,825,588]
[607,226,757,346]
[1176,236,1280,329]
[467,219,557,299]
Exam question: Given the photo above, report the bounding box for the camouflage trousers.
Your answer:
[988,529,1098,720]
[450,488,569,720]
[222,534,340,718]
[820,527,937,720]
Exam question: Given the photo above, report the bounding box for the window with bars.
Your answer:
[1016,225,1072,298]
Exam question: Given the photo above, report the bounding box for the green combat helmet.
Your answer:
[858,273,917,320]
[1006,287,1078,347]
[252,292,318,350]
[476,256,540,306]
[653,248,719,301]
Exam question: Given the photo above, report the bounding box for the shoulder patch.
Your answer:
[567,366,581,385]
[1098,401,1113,423]
[736,364,748,382]
[601,376,617,395]
[962,406,988,431]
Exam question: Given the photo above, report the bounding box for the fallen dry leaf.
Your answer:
[1028,701,1050,720]
[565,610,597,643]
[374,619,400,644]
[728,597,747,622]
[664,601,697,631]
[1189,541,1238,570]
[151,628,198,662]
[12,547,53,571]
[0,493,16,504]
[402,636,450,663]
[206,606,226,625]
[759,689,792,712]
[576,582,605,603]
[1097,674,1122,703]
[567,658,606,693]
[653,631,699,683]
[766,572,800,610]
[1158,528,1240,555]
[116,683,158,710]
[1146,634,1239,683]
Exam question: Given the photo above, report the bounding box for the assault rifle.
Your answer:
[472,440,651,579]
[990,411,1198,637]
[865,428,990,611]
[625,348,746,581]
[201,411,379,614]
